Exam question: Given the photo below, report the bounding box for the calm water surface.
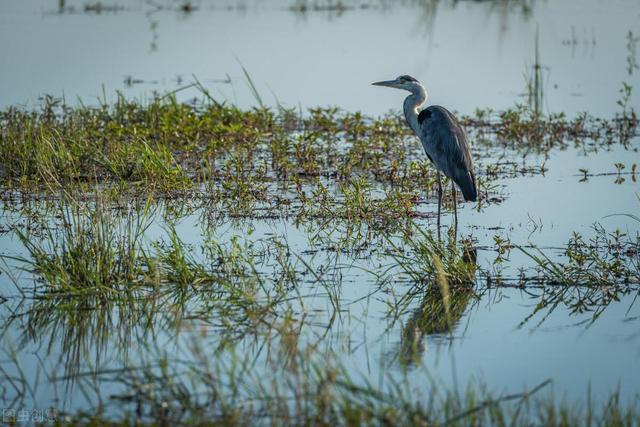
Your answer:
[0,0,639,419]
[0,0,639,116]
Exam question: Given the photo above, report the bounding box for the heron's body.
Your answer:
[373,74,477,228]
[395,76,477,202]
[414,105,477,201]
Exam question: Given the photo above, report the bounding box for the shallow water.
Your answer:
[0,0,639,422]
[1,0,639,116]
[0,140,638,417]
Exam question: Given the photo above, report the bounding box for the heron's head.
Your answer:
[372,75,422,93]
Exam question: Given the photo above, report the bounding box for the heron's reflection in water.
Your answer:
[398,241,477,367]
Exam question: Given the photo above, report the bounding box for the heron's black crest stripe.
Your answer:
[400,74,418,82]
[417,108,431,124]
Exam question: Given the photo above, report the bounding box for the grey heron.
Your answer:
[372,75,477,228]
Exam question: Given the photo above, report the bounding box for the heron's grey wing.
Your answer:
[417,106,477,201]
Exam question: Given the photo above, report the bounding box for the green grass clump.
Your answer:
[12,197,152,294]
[297,177,420,228]
[387,224,478,288]
[515,224,640,326]
[522,226,640,287]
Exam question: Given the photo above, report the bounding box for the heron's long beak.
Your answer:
[372,79,400,88]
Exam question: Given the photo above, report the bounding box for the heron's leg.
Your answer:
[452,182,458,224]
[437,172,443,239]
[451,182,458,239]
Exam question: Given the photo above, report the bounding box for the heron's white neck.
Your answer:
[403,85,428,134]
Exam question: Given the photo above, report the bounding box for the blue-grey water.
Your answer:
[0,0,639,420]
[0,0,639,116]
